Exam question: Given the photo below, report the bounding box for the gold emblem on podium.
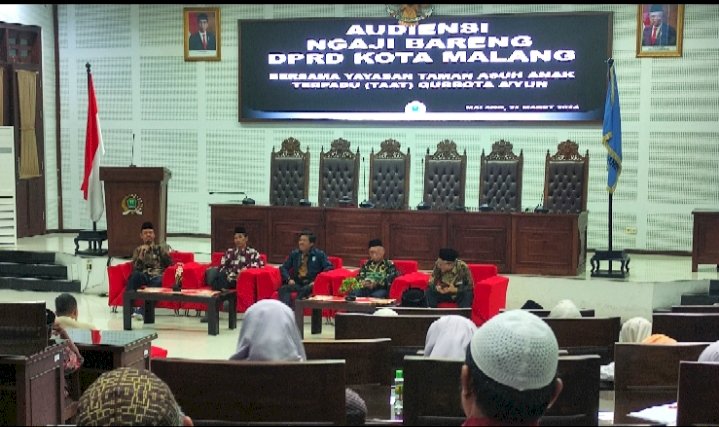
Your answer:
[121,194,144,215]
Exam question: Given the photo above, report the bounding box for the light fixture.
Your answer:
[386,4,434,27]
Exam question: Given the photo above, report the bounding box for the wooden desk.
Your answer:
[0,343,65,426]
[123,288,237,335]
[65,329,157,393]
[211,205,587,275]
[294,296,396,338]
[692,209,719,271]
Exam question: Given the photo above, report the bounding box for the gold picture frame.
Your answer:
[184,7,221,61]
[636,4,684,57]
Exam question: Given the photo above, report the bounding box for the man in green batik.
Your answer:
[349,239,399,299]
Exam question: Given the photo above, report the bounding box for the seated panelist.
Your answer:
[349,238,399,299]
[425,248,474,308]
[278,230,333,308]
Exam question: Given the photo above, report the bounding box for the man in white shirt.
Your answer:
[55,293,96,330]
[188,12,216,50]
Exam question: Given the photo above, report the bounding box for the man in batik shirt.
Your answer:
[206,226,264,291]
[349,239,399,299]
[425,248,474,308]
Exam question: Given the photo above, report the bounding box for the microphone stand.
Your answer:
[359,156,374,208]
[130,133,136,167]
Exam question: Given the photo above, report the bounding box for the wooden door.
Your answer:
[0,23,45,237]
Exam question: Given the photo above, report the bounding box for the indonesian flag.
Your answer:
[80,70,105,222]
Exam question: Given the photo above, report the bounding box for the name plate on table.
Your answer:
[308,295,396,305]
[138,288,220,297]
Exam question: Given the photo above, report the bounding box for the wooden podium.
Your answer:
[100,167,171,257]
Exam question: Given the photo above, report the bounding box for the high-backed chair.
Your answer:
[270,137,310,206]
[369,138,410,210]
[423,139,467,210]
[543,140,589,213]
[480,139,523,212]
[319,138,359,207]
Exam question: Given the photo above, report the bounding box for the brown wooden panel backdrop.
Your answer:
[210,205,587,275]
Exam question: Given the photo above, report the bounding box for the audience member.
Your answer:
[76,367,193,426]
[127,222,173,320]
[641,334,677,344]
[601,316,653,381]
[55,292,96,330]
[521,299,544,310]
[350,238,399,298]
[424,315,477,359]
[425,248,474,308]
[229,299,367,424]
[47,309,84,393]
[461,310,563,426]
[548,299,582,318]
[373,307,399,317]
[230,299,305,361]
[698,341,719,362]
[278,230,333,308]
[619,317,652,344]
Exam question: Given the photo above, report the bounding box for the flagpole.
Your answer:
[86,63,99,235]
[590,58,629,278]
[607,193,614,275]
[76,62,108,259]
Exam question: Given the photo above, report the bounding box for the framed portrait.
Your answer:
[184,7,221,61]
[636,4,684,57]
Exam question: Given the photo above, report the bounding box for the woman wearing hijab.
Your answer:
[601,317,668,381]
[229,299,367,424]
[230,299,305,361]
[619,317,652,344]
[424,315,477,359]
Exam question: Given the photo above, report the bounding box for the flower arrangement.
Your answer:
[339,277,362,295]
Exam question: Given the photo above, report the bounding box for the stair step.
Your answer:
[0,262,68,279]
[0,250,56,265]
[0,277,81,293]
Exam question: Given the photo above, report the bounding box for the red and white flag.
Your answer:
[80,70,105,222]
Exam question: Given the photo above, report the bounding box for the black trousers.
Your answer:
[425,287,473,308]
[205,267,237,290]
[279,281,312,308]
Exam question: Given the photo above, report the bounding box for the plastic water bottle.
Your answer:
[391,369,404,420]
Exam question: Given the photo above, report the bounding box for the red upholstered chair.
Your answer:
[107,251,195,312]
[465,264,509,326]
[187,252,276,314]
[388,264,509,326]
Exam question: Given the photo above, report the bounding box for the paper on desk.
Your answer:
[627,401,677,426]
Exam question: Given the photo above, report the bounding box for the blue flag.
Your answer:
[602,60,622,193]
